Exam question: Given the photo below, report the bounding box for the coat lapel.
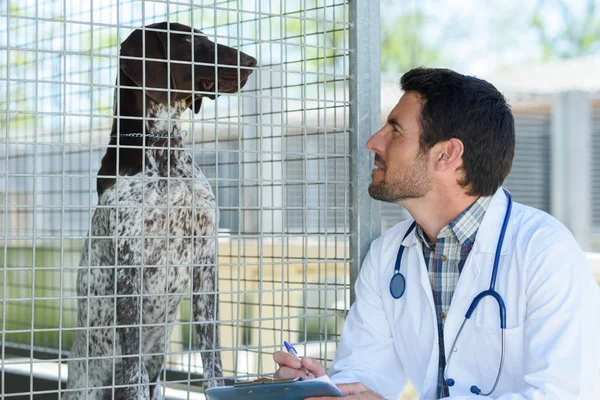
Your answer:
[444,188,514,361]
[393,226,442,398]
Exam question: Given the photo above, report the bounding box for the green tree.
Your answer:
[531,0,600,60]
[380,10,448,73]
[1,3,121,133]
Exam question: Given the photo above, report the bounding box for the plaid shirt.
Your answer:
[415,196,491,399]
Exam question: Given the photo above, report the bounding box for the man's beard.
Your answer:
[368,150,431,202]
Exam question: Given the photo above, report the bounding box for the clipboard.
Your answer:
[205,377,344,399]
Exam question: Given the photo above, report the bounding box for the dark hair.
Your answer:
[400,67,515,197]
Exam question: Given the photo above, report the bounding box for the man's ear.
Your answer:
[434,138,464,172]
[119,28,173,105]
[190,97,202,114]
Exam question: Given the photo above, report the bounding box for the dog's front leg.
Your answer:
[192,247,225,390]
[116,251,150,400]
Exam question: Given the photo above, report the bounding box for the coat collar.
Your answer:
[398,187,513,255]
[470,187,513,255]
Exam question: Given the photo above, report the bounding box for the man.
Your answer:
[273,67,600,399]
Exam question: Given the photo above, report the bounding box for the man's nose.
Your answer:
[366,129,384,153]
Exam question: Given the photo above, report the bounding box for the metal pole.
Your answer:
[551,91,592,250]
[349,0,381,304]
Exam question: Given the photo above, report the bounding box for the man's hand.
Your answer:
[273,351,327,380]
[306,382,385,399]
[273,353,384,399]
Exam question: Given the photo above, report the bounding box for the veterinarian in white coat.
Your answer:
[273,67,600,399]
[326,188,600,399]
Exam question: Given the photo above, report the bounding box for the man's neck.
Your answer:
[399,187,479,241]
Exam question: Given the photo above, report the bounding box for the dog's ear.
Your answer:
[119,27,173,105]
[190,97,202,114]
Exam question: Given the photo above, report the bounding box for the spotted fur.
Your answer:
[64,20,256,399]
[65,99,223,400]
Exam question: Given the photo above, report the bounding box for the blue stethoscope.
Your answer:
[389,189,512,396]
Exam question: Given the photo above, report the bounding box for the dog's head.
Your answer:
[119,22,256,113]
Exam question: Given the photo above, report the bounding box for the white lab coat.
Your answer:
[329,188,600,399]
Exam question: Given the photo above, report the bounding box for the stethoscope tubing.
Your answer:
[392,189,513,396]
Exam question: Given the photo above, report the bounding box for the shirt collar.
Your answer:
[415,196,492,248]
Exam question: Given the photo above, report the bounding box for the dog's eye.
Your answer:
[185,36,200,45]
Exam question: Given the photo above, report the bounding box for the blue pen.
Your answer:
[283,341,311,377]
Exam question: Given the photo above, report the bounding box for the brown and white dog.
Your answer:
[66,22,256,399]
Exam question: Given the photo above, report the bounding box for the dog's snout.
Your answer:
[241,54,257,68]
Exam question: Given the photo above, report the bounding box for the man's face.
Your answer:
[366,91,431,202]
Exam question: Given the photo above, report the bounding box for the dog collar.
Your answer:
[110,131,188,140]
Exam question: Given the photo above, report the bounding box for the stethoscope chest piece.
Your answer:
[389,221,417,300]
[389,272,406,299]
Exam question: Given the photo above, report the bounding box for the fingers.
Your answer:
[305,397,339,400]
[273,366,309,380]
[305,394,366,400]
[337,383,385,399]
[301,356,327,378]
[273,350,326,379]
[273,350,302,369]
[308,397,372,400]
[338,382,369,395]
[273,351,314,380]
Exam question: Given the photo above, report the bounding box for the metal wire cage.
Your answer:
[1,0,381,398]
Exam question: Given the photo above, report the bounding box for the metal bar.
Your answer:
[2,0,355,394]
[2,1,10,397]
[349,0,381,304]
[0,6,350,28]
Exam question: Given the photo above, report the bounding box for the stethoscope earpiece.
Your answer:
[470,386,482,395]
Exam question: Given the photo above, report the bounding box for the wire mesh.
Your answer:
[1,0,353,397]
